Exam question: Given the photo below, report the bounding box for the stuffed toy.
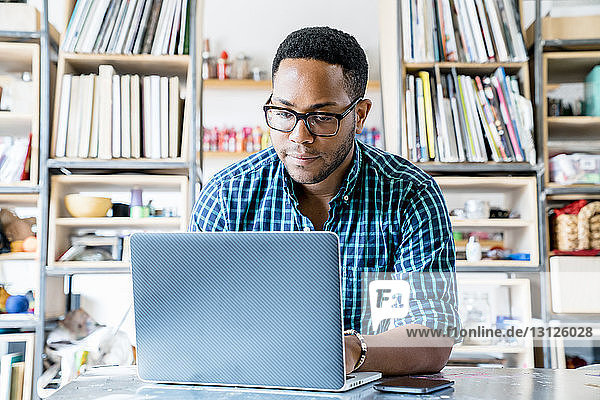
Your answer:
[0,209,36,252]
[0,285,9,313]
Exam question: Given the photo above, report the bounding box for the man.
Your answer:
[190,27,459,376]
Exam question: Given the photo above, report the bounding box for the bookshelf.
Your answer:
[382,0,544,367]
[528,0,600,368]
[48,174,190,274]
[0,42,40,187]
[28,0,200,396]
[0,2,59,397]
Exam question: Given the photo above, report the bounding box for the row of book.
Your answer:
[0,134,31,183]
[63,0,190,55]
[401,0,527,63]
[53,65,185,160]
[406,67,535,163]
[0,350,25,400]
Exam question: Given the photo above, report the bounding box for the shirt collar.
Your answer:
[279,140,363,204]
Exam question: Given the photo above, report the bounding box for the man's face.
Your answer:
[269,59,369,184]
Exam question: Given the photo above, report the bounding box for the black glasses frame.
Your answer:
[263,95,362,137]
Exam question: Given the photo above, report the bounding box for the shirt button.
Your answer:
[343,195,349,201]
[303,227,311,232]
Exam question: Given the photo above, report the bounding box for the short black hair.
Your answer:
[272,26,368,99]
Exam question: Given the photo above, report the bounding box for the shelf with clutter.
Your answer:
[48,174,189,272]
[0,42,40,188]
[434,176,539,268]
[451,275,534,368]
[0,193,65,332]
[543,51,600,190]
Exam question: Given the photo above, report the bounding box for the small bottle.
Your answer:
[130,187,145,218]
[201,39,216,79]
[217,50,230,80]
[466,236,482,261]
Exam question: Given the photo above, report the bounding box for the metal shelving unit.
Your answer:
[390,0,546,369]
[532,0,600,368]
[0,1,200,398]
[0,1,54,399]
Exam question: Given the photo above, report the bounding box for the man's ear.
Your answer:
[355,99,372,134]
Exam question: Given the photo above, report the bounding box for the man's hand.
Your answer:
[344,334,362,373]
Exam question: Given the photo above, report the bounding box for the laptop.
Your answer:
[130,231,381,392]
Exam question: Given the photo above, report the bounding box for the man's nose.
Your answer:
[288,118,314,144]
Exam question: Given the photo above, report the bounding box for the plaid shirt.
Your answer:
[189,141,460,336]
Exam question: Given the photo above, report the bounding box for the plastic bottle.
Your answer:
[466,236,482,261]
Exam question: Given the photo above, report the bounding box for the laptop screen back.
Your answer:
[130,232,346,390]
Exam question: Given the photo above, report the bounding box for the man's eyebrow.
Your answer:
[272,96,339,110]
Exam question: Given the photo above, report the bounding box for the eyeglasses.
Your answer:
[263,95,362,137]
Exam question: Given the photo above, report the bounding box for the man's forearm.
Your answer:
[348,324,454,376]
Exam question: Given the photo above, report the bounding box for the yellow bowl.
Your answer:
[64,194,112,218]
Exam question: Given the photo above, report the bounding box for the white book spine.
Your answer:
[112,75,121,158]
[501,0,527,61]
[124,0,147,54]
[63,0,93,52]
[77,74,95,158]
[401,0,412,62]
[90,75,100,158]
[150,75,161,159]
[115,0,139,53]
[142,76,152,158]
[464,0,488,63]
[160,0,177,55]
[441,0,458,62]
[160,76,169,158]
[463,76,485,161]
[167,0,182,55]
[98,65,114,159]
[177,0,188,55]
[131,75,141,158]
[76,0,112,53]
[121,75,131,158]
[151,0,170,55]
[484,0,509,62]
[450,96,466,161]
[55,74,72,158]
[474,0,495,60]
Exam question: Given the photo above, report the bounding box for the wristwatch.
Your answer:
[344,329,367,372]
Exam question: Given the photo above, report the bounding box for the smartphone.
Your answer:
[373,377,454,394]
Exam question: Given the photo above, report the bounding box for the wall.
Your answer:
[202,0,384,130]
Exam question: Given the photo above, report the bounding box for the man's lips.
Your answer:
[287,153,320,165]
[288,153,319,160]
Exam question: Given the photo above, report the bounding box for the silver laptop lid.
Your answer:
[130,232,346,390]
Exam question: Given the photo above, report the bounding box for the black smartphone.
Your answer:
[373,377,454,394]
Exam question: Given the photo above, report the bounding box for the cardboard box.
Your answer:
[526,15,600,48]
[550,256,600,313]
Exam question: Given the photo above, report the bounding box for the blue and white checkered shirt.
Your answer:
[189,140,460,336]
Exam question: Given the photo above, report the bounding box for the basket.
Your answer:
[553,201,600,251]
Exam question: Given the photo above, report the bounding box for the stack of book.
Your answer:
[53,65,184,160]
[405,67,535,163]
[62,0,190,55]
[0,134,31,183]
[401,0,527,63]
